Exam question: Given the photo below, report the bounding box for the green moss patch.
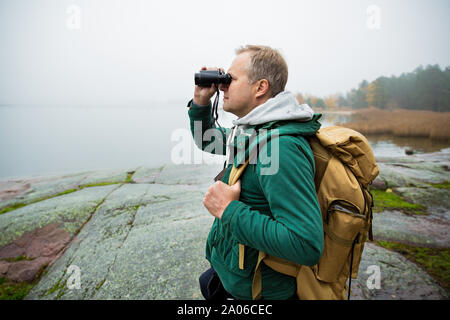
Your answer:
[0,277,34,300]
[0,173,138,216]
[0,189,82,216]
[78,182,119,189]
[2,255,34,263]
[376,240,450,292]
[125,171,136,184]
[371,189,427,215]
[428,181,450,189]
[0,203,28,215]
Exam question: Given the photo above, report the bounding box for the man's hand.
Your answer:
[203,180,241,219]
[193,66,224,106]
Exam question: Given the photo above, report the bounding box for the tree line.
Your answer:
[297,64,450,112]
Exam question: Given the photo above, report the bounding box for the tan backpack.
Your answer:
[228,125,379,300]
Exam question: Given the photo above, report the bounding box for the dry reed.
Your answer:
[338,108,450,142]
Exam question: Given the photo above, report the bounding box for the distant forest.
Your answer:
[296,64,450,112]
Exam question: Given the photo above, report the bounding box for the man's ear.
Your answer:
[255,79,270,98]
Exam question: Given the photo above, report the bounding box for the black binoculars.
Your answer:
[194,69,232,87]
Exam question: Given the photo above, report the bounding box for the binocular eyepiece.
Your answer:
[194,69,232,87]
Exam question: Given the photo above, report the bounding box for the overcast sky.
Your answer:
[0,0,449,107]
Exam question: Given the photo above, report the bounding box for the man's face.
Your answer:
[219,52,256,118]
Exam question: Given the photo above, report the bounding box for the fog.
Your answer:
[1,0,449,107]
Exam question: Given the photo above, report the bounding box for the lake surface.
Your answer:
[1,105,449,179]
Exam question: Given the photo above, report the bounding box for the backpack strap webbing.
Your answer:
[228,159,249,186]
[252,253,300,300]
[239,244,245,270]
[252,251,267,300]
[228,159,250,270]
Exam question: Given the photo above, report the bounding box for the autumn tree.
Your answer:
[366,79,388,108]
[324,95,336,109]
[296,92,305,104]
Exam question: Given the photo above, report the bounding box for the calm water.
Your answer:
[0,106,448,179]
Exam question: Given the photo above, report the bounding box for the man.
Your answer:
[188,45,324,300]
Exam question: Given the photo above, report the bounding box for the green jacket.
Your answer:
[188,100,324,300]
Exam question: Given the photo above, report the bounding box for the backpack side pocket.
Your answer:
[316,201,366,283]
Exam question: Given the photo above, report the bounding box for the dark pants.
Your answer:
[199,266,298,301]
[199,267,235,301]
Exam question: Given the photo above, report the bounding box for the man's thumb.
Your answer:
[233,180,241,190]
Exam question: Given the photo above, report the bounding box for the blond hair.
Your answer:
[235,45,288,97]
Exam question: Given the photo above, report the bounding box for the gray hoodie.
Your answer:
[225,91,315,165]
[233,91,314,126]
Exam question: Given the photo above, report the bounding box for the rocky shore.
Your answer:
[0,148,449,300]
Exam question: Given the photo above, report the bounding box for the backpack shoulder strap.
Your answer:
[228,159,250,186]
[228,159,250,270]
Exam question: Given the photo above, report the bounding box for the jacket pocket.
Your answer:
[212,235,255,278]
[228,242,257,277]
[316,200,366,283]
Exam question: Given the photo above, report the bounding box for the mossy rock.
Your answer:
[376,241,450,292]
[371,189,427,215]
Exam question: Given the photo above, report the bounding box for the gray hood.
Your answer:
[225,91,315,166]
[232,91,314,126]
